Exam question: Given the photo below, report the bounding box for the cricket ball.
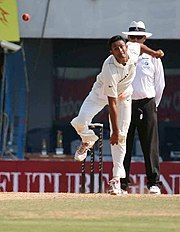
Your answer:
[22,13,31,22]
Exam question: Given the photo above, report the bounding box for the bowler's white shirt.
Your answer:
[91,42,140,100]
[132,53,165,106]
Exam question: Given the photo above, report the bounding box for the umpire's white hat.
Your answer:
[122,21,152,38]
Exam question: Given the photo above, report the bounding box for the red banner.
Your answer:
[0,161,179,194]
[54,77,95,122]
[54,75,180,123]
[158,76,180,121]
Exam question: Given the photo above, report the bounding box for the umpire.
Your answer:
[120,21,165,194]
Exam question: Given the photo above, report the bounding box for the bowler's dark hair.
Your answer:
[108,35,126,50]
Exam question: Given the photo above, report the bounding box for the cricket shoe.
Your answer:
[108,179,128,195]
[108,179,120,195]
[74,141,95,162]
[149,185,161,195]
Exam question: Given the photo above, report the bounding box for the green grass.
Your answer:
[0,193,179,232]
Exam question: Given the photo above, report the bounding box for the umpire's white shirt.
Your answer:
[132,53,165,106]
[90,42,140,100]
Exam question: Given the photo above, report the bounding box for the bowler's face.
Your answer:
[110,40,127,61]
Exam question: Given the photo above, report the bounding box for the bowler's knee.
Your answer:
[70,117,86,133]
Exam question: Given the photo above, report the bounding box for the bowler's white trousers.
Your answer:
[71,91,132,179]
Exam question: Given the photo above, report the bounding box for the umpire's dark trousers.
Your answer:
[121,97,161,190]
